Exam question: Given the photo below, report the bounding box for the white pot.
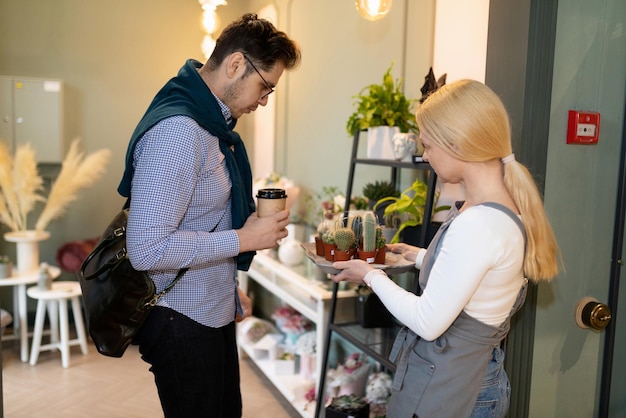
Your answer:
[278,240,305,267]
[367,126,399,160]
[3,230,50,274]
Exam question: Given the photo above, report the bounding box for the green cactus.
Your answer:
[334,227,356,251]
[350,215,363,246]
[362,211,377,252]
[375,225,386,248]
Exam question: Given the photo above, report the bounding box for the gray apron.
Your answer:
[386,202,528,418]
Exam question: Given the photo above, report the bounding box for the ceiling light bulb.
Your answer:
[355,0,392,21]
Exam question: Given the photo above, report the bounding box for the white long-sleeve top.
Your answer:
[366,205,526,341]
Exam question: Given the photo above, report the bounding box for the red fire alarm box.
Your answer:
[567,110,600,144]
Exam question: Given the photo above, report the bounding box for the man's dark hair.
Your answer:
[208,13,301,72]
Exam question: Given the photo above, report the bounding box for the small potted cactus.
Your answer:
[374,225,387,264]
[333,227,356,261]
[358,211,377,263]
[321,229,337,261]
[315,221,329,256]
[350,215,363,248]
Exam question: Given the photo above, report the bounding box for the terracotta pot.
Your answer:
[374,246,386,264]
[333,248,354,261]
[357,250,376,264]
[314,237,325,256]
[323,242,337,261]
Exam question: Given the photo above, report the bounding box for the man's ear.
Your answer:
[225,52,245,79]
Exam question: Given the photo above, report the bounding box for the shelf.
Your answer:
[239,341,315,418]
[245,252,357,324]
[352,158,429,170]
[315,129,438,417]
[238,251,358,418]
[329,322,401,371]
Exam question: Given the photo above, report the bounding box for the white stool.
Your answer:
[27,281,88,368]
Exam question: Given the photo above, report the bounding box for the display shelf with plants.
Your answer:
[315,120,440,417]
[237,251,358,418]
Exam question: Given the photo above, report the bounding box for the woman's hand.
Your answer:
[331,259,376,284]
[387,243,421,263]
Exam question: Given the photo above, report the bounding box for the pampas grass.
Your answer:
[0,139,111,233]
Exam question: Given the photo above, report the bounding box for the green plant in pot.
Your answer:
[333,227,356,261]
[350,214,363,248]
[374,178,450,244]
[362,179,399,210]
[358,211,378,263]
[326,394,369,418]
[346,63,418,135]
[346,63,418,160]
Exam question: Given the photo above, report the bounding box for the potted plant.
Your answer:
[346,63,418,160]
[374,225,386,264]
[358,212,378,263]
[333,226,356,261]
[362,180,399,206]
[326,394,370,418]
[374,178,450,245]
[321,229,337,261]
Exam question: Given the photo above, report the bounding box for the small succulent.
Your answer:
[329,394,369,413]
[362,180,400,202]
[317,221,329,239]
[322,229,335,245]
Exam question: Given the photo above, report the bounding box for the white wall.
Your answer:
[433,0,490,82]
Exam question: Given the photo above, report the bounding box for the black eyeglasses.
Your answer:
[243,54,274,99]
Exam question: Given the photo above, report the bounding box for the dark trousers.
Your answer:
[134,307,242,418]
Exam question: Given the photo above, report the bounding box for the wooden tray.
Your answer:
[301,242,415,275]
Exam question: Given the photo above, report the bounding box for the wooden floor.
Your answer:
[0,337,300,418]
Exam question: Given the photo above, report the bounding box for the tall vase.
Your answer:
[3,230,50,275]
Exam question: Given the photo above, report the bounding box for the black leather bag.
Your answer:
[79,207,186,357]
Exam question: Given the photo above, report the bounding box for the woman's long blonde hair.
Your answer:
[416,79,559,282]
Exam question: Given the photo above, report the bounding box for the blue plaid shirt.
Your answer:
[126,110,242,328]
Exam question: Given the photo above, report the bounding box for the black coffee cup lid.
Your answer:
[256,188,287,199]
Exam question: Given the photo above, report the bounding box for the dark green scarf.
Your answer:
[118,59,255,271]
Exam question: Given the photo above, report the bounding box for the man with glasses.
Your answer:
[118,13,301,418]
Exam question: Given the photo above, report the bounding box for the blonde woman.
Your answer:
[333,79,559,418]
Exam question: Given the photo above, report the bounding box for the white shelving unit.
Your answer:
[238,250,357,418]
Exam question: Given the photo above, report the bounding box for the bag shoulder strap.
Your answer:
[123,196,188,305]
[145,267,188,308]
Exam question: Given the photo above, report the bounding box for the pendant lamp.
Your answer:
[355,0,393,21]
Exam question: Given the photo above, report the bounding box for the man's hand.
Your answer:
[236,209,290,252]
[235,287,253,322]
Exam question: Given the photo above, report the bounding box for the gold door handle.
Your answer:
[575,297,612,331]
